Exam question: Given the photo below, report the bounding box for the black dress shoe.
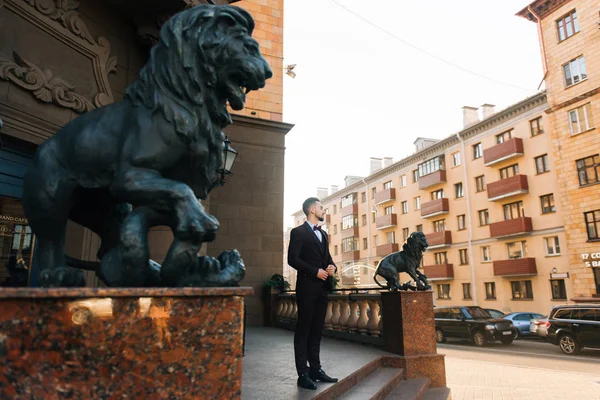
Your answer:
[310,369,338,383]
[297,373,317,390]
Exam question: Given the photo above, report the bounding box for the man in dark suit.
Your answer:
[287,197,338,390]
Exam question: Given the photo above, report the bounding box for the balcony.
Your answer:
[342,250,361,262]
[376,243,400,257]
[420,198,449,218]
[489,217,533,238]
[425,230,452,248]
[376,213,397,230]
[423,263,454,280]
[493,257,537,276]
[341,226,359,239]
[374,188,396,205]
[419,170,447,190]
[487,175,529,201]
[325,214,331,223]
[483,138,524,166]
[341,203,358,216]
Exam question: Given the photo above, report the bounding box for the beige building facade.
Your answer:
[291,93,573,315]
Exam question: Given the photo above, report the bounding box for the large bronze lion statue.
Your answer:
[373,231,431,291]
[22,5,271,287]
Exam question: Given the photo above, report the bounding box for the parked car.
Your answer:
[503,312,544,339]
[547,304,600,355]
[530,315,549,338]
[484,308,505,318]
[434,306,514,346]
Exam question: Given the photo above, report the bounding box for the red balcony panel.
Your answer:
[483,138,524,166]
[325,214,331,223]
[425,231,452,247]
[487,175,529,201]
[342,203,358,216]
[420,198,450,218]
[419,170,447,190]
[342,250,361,262]
[341,226,359,239]
[493,258,537,276]
[376,214,397,230]
[423,263,454,280]
[489,217,533,238]
[376,243,400,257]
[374,188,396,205]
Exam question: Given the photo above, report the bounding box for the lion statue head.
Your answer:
[404,231,428,255]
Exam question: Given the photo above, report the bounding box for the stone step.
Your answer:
[385,377,430,400]
[336,367,404,400]
[422,387,452,400]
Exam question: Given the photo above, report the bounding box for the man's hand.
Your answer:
[316,269,328,281]
[326,265,335,276]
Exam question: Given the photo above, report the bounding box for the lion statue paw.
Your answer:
[177,249,245,287]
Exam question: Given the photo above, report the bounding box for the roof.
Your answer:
[516,0,571,22]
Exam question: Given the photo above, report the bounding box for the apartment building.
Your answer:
[518,0,600,301]
[291,93,572,314]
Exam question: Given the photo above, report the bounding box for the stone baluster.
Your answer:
[276,298,284,322]
[324,301,333,330]
[348,300,360,333]
[283,298,292,322]
[331,300,341,330]
[367,300,381,336]
[338,299,350,332]
[357,300,369,335]
[291,298,298,323]
[378,299,383,337]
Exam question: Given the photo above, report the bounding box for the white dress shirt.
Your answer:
[305,221,323,242]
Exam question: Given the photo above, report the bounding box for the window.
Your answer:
[341,193,357,208]
[569,103,594,135]
[475,175,486,192]
[437,284,450,300]
[485,282,496,300]
[363,238,368,249]
[503,201,523,220]
[459,249,468,265]
[584,209,600,240]
[557,10,579,41]
[385,205,395,215]
[545,236,561,256]
[416,224,423,232]
[452,152,461,167]
[535,154,550,174]
[373,235,379,246]
[400,175,407,187]
[384,181,392,190]
[361,192,366,203]
[478,209,490,226]
[507,241,527,259]
[576,154,600,186]
[372,211,376,223]
[530,117,544,136]
[371,187,376,199]
[334,225,338,234]
[473,143,482,159]
[413,169,419,183]
[387,231,395,244]
[500,164,519,179]
[433,219,445,232]
[342,237,358,252]
[563,56,587,87]
[342,215,358,230]
[457,215,466,231]
[434,252,447,264]
[362,214,367,226]
[431,189,444,200]
[418,155,445,177]
[414,196,421,210]
[402,228,409,242]
[454,182,464,198]
[496,130,512,144]
[540,194,556,214]
[401,201,408,214]
[333,205,337,214]
[481,246,491,262]
[462,283,472,300]
[334,245,338,255]
[511,280,533,300]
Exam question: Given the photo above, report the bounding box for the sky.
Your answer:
[281,0,543,228]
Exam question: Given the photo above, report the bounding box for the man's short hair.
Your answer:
[302,197,320,216]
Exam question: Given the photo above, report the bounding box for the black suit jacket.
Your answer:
[288,222,336,291]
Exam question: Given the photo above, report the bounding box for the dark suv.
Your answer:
[547,304,600,355]
[434,306,514,346]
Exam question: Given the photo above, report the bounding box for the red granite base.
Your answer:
[0,287,253,399]
[382,354,447,388]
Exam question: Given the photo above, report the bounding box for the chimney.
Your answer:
[370,157,383,174]
[330,185,339,194]
[462,106,479,128]
[481,103,495,120]
[316,187,329,199]
[383,157,393,168]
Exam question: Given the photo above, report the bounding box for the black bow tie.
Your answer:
[313,225,322,232]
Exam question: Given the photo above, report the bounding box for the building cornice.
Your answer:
[516,0,571,22]
[231,114,294,134]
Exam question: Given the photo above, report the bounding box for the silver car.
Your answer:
[530,315,549,337]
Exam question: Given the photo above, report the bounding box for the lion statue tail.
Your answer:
[372,264,387,289]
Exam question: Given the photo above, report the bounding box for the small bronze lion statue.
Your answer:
[22,5,271,287]
[373,231,431,291]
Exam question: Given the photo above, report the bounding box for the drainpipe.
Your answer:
[528,5,548,91]
[363,178,371,267]
[457,132,477,305]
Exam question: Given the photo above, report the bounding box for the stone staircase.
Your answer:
[312,356,451,400]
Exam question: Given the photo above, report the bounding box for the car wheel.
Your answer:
[472,330,487,347]
[435,329,446,344]
[512,329,520,340]
[558,334,581,355]
[501,337,513,345]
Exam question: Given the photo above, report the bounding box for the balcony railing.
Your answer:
[483,138,524,166]
[374,188,396,205]
[423,264,454,280]
[420,198,449,218]
[425,230,452,248]
[342,250,361,262]
[341,226,359,239]
[489,217,533,238]
[376,243,400,257]
[376,214,397,230]
[418,170,447,190]
[341,203,358,216]
[487,175,529,201]
[493,258,537,276]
